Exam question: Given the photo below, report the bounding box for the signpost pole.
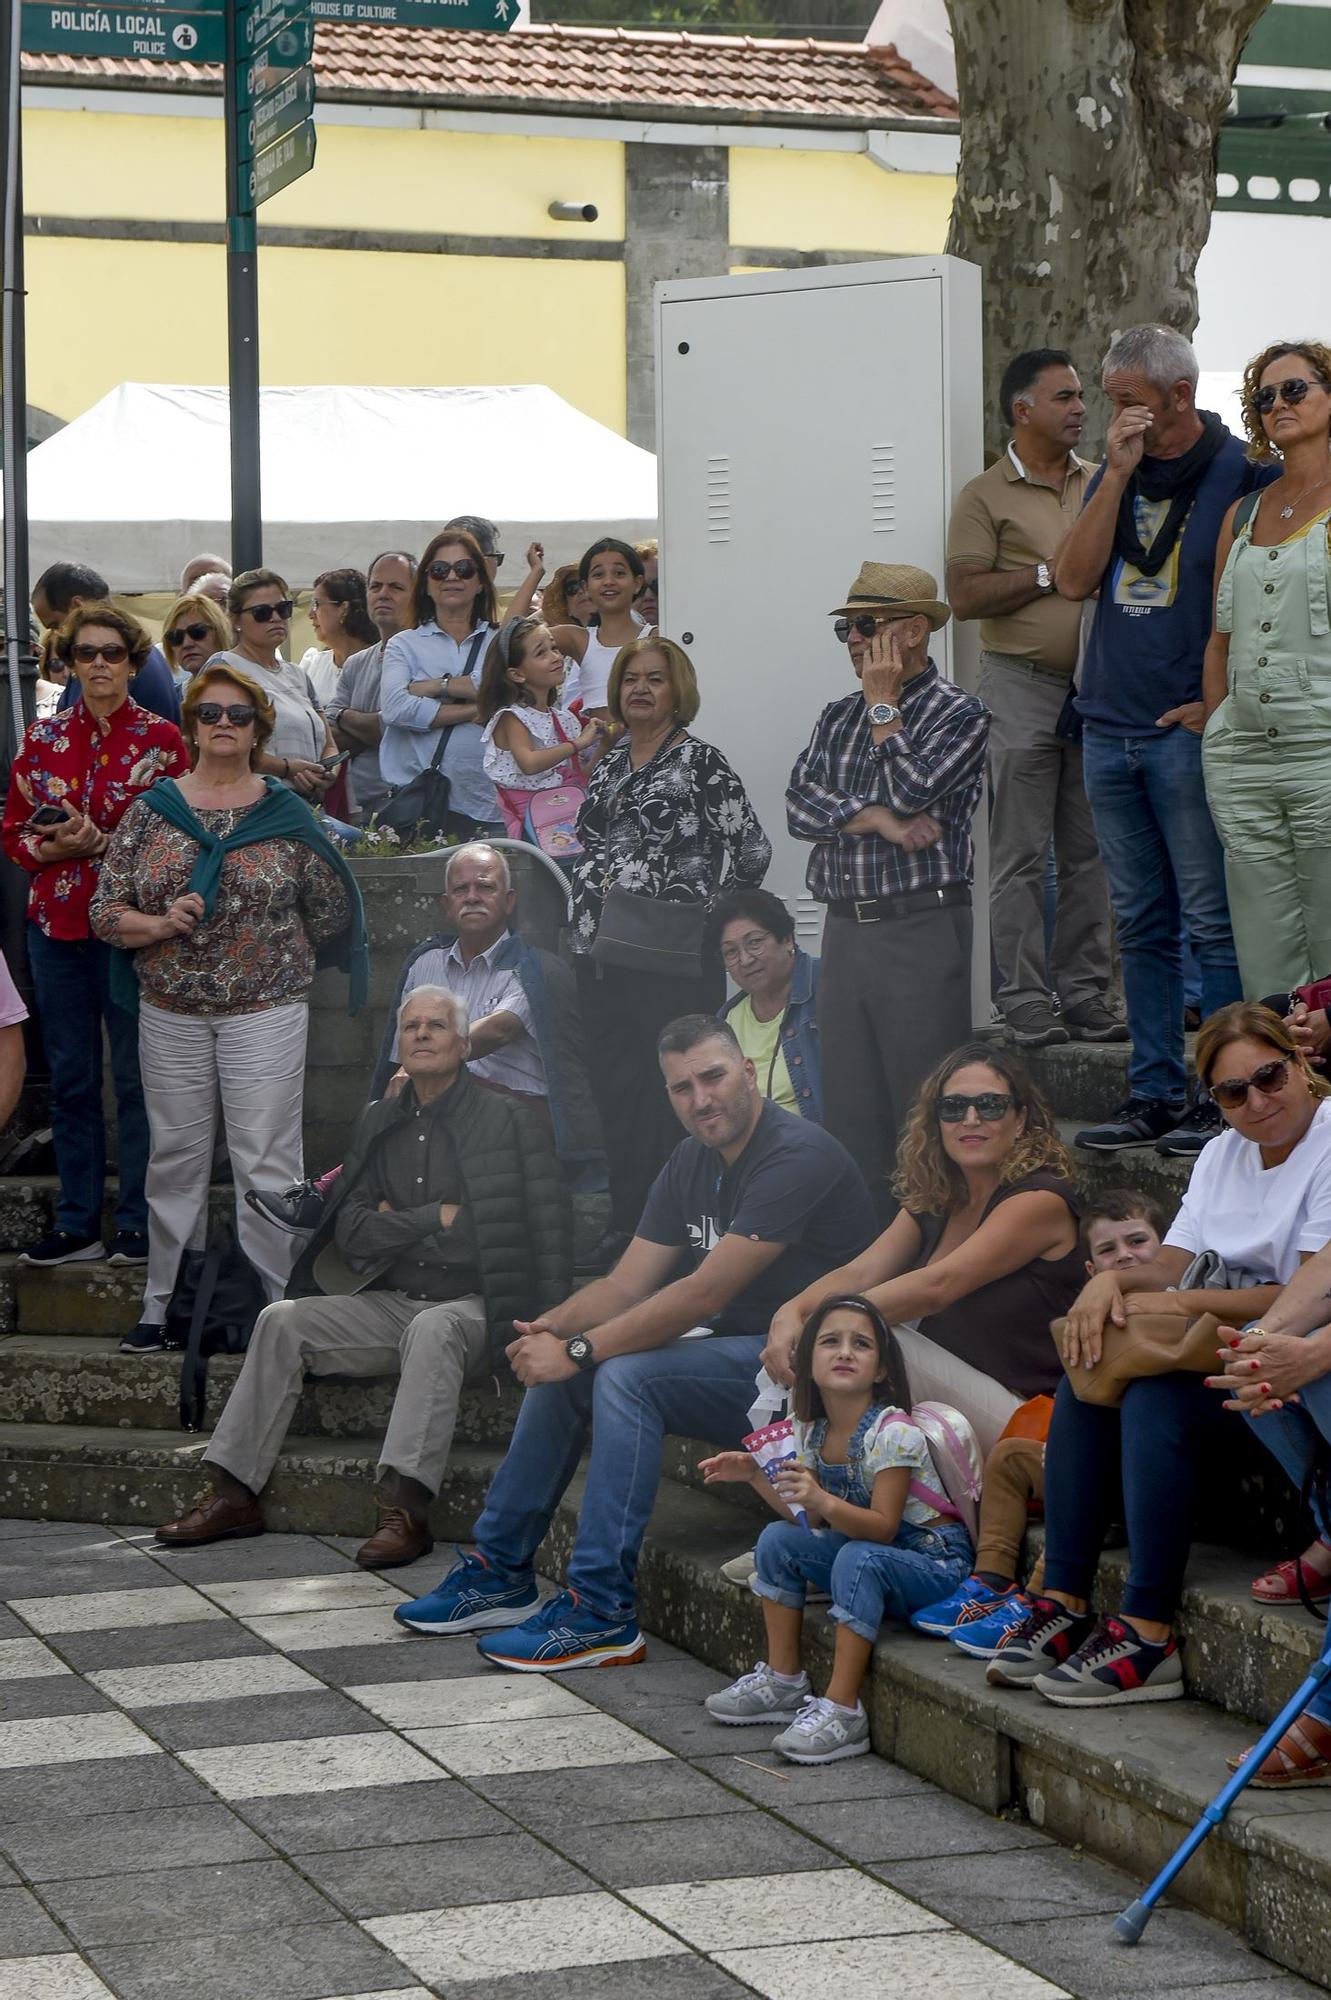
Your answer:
[224,0,262,570]
[1,0,35,756]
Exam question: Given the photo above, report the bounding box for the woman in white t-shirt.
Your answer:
[989,1002,1331,1711]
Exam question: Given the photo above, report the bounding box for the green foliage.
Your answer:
[529,0,867,34]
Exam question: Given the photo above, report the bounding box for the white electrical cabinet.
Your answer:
[656,255,987,1011]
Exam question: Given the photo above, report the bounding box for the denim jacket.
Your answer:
[720,946,822,1124]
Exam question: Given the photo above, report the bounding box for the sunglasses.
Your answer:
[242,599,294,622]
[833,611,914,643]
[72,642,128,665]
[1253,377,1327,415]
[428,558,479,582]
[167,623,212,647]
[937,1091,1016,1123]
[1208,1057,1291,1110]
[193,702,257,727]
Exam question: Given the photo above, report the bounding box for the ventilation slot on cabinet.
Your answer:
[870,443,895,534]
[795,895,823,944]
[706,456,731,544]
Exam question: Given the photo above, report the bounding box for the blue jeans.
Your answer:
[26,926,149,1238]
[1245,1374,1331,1724]
[473,1334,763,1625]
[753,1517,973,1641]
[1081,725,1240,1103]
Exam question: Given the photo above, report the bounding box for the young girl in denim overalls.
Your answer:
[699,1294,973,1764]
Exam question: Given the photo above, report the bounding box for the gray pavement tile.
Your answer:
[135,1690,389,1752]
[1143,1985,1323,1998]
[692,1747,938,1807]
[298,1831,592,1916]
[0,1610,25,1640]
[0,1560,176,1602]
[0,1675,113,1722]
[774,1791,1050,1865]
[471,1756,755,1833]
[42,1857,339,1950]
[976,1909,1293,1996]
[49,1622,274,1674]
[550,1806,834,1888]
[287,1640,495,1688]
[143,1539,359,1585]
[871,1843,1138,1925]
[233,1778,512,1853]
[429,1958,751,2000]
[0,1751,212,1823]
[0,1885,69,1957]
[0,1520,115,1541]
[623,1703,798,1760]
[2,1804,272,1884]
[0,1860,14,1886]
[88,1917,417,1999]
[553,1658,729,1711]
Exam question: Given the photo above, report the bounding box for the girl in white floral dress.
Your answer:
[477,618,605,837]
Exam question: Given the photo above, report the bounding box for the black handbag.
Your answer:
[165,1225,268,1431]
[590,885,706,978]
[376,630,487,842]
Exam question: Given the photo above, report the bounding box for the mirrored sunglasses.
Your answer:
[194,702,258,727]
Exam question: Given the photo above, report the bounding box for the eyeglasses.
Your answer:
[1253,377,1327,415]
[936,1091,1015,1123]
[166,623,212,647]
[1208,1057,1291,1110]
[428,558,479,583]
[71,642,129,665]
[193,702,258,727]
[242,599,294,622]
[720,931,780,966]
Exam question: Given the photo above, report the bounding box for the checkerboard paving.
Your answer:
[0,1523,1316,2000]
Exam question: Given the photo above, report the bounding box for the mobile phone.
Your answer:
[320,751,350,772]
[28,805,70,828]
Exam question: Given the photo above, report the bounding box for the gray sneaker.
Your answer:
[719,1550,757,1587]
[771,1695,870,1764]
[705,1661,810,1725]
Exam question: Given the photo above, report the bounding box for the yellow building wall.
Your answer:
[728,145,952,255]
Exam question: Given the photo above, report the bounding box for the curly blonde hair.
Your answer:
[893,1040,1073,1216]
[1239,339,1331,461]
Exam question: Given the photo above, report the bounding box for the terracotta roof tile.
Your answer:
[22,22,957,125]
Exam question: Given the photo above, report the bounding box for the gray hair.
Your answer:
[1102,325,1199,393]
[444,841,512,892]
[398,984,469,1038]
[191,572,232,604]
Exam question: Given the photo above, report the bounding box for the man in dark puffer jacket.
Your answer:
[155,984,570,1569]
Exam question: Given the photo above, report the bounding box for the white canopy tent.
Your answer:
[13,382,658,590]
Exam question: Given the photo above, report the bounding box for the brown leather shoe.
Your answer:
[156,1489,264,1547]
[355,1506,433,1569]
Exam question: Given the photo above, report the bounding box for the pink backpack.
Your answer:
[884,1402,982,1539]
[522,786,586,864]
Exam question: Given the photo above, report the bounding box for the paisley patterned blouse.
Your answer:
[569,731,771,953]
[90,798,350,1015]
[0,699,188,940]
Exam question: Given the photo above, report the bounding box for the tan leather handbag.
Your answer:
[1050,1309,1241,1408]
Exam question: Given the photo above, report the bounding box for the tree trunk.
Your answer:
[945,0,1270,457]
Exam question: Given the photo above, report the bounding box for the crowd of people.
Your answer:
[7,324,1331,1786]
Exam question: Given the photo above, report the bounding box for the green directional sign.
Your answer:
[240,62,314,160]
[21,2,223,57]
[310,0,515,27]
[248,116,316,206]
[239,0,308,50]
[240,19,314,106]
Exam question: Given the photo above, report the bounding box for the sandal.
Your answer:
[1251,1554,1331,1604]
[1227,1714,1331,1788]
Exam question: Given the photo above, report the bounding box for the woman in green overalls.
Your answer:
[1202,340,1331,997]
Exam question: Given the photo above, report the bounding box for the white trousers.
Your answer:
[138,999,308,1322]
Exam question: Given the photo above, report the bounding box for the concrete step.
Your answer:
[1025,1036,1198,1122]
[0,1423,1328,1988]
[1055,1119,1191,1215]
[0,1335,523,1446]
[0,1179,238,1256]
[10,1258,144,1338]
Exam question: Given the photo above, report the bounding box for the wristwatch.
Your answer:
[1035,562,1054,592]
[564,1334,596,1372]
[866,701,901,727]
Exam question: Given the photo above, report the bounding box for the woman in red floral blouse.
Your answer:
[1,603,187,1266]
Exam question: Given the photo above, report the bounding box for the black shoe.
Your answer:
[244,1181,325,1233]
[1155,1097,1224,1158]
[108,1231,150,1266]
[1074,1099,1184,1152]
[1061,998,1130,1044]
[17,1230,106,1267]
[1004,1001,1069,1049]
[120,1322,168,1354]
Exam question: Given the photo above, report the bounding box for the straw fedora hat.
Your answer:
[830,561,951,632]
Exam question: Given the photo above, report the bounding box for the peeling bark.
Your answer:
[944,0,1271,453]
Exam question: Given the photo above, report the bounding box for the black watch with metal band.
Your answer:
[564,1334,596,1372]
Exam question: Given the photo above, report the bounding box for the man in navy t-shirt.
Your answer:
[396,1012,876,1667]
[1055,325,1270,1158]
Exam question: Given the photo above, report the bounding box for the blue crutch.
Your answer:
[1113,1632,1331,1944]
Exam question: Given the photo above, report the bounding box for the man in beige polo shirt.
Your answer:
[947,348,1122,1049]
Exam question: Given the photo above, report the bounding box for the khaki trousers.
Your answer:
[974,1433,1046,1584]
[204,1289,489,1496]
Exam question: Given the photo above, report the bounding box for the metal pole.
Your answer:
[223,0,262,570]
[1,0,36,757]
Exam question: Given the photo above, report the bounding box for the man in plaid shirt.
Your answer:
[787,561,990,1211]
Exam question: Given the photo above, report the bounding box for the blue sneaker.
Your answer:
[950,1592,1035,1658]
[476,1589,647,1673]
[393,1549,539,1636]
[910,1575,1018,1638]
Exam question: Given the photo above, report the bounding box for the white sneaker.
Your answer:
[771,1694,870,1764]
[705,1661,811,1725]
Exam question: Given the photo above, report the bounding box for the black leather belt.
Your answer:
[828,884,971,923]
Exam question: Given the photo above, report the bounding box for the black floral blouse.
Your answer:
[570,731,771,953]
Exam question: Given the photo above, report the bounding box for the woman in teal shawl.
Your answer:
[91,659,368,1351]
